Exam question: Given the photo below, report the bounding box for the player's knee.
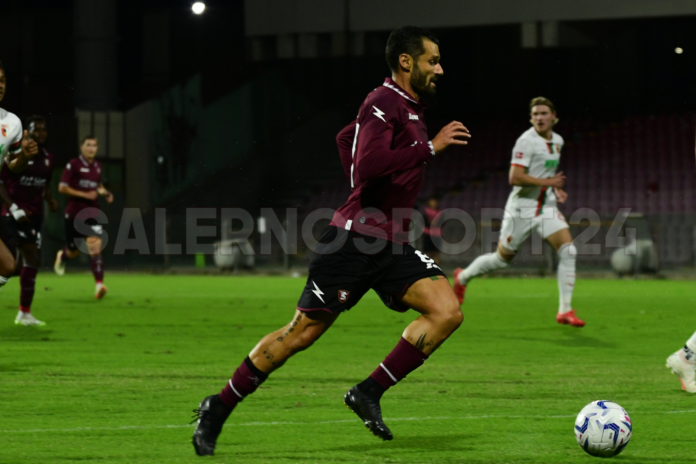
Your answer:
[447,306,464,331]
[558,243,577,264]
[496,245,515,263]
[286,326,321,354]
[435,301,463,332]
[0,255,16,278]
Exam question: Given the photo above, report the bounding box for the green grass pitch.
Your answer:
[1,273,695,463]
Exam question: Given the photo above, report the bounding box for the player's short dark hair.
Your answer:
[26,115,46,127]
[81,135,97,145]
[385,26,439,73]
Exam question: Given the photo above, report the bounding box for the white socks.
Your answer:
[557,243,577,314]
[459,243,577,315]
[458,252,509,285]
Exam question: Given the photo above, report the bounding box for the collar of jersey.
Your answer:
[382,78,420,105]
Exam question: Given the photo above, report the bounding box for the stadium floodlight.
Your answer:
[192,2,206,14]
[675,47,683,54]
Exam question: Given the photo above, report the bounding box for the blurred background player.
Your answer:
[0,60,40,325]
[453,97,585,327]
[54,136,113,299]
[0,115,57,325]
[421,195,442,265]
[666,331,696,393]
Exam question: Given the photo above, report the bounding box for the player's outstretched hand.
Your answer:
[104,191,114,204]
[547,171,566,189]
[432,121,471,155]
[20,130,39,159]
[554,187,568,204]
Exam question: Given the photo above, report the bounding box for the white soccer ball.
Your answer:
[574,400,632,458]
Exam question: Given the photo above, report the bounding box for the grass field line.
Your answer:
[3,409,695,435]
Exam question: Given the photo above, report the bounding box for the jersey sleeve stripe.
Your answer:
[510,163,527,168]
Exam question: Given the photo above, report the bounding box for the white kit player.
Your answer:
[666,331,696,393]
[0,60,41,325]
[453,97,585,327]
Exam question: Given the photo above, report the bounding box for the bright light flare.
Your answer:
[192,2,206,14]
[675,47,683,54]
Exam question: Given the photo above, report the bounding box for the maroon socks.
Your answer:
[358,337,429,399]
[60,247,71,263]
[19,266,38,312]
[91,255,104,283]
[219,357,268,409]
[216,339,426,417]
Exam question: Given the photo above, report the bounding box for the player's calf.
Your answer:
[192,310,335,456]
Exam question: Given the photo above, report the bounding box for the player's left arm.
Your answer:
[97,183,113,204]
[7,130,39,174]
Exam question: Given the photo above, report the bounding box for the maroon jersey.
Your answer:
[0,148,55,216]
[331,78,434,244]
[59,155,102,218]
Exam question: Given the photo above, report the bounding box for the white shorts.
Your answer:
[499,205,569,252]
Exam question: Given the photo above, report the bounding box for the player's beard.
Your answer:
[410,64,436,99]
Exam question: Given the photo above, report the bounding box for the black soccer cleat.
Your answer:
[344,385,393,441]
[191,394,228,456]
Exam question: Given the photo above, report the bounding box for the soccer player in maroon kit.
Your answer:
[192,26,471,455]
[54,136,113,299]
[0,115,58,325]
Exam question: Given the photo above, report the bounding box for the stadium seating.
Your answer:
[302,113,696,267]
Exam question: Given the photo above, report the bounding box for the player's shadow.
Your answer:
[506,327,616,349]
[553,328,617,349]
[327,433,477,454]
[62,299,103,305]
[0,327,54,342]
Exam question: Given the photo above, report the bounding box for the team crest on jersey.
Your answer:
[515,152,524,159]
[338,289,351,303]
[1,125,8,137]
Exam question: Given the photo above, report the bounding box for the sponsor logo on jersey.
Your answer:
[19,176,48,187]
[338,289,351,303]
[1,125,8,137]
[515,152,524,159]
[545,160,559,168]
[408,113,419,120]
[78,179,99,189]
[80,168,90,173]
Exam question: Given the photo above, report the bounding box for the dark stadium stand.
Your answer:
[301,113,696,267]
